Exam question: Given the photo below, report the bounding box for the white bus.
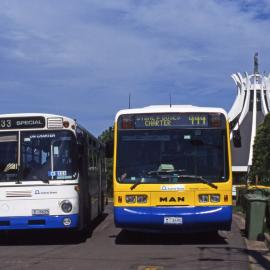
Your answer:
[0,113,106,232]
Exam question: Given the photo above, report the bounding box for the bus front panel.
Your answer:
[113,112,232,232]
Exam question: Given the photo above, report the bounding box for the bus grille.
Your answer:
[6,191,32,197]
[47,117,63,129]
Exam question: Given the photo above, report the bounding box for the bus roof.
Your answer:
[0,113,101,144]
[0,113,74,122]
[0,113,77,131]
[115,105,228,121]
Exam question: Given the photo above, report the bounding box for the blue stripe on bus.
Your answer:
[114,206,232,232]
[0,214,79,230]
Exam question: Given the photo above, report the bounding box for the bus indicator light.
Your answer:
[118,196,122,203]
[210,114,221,127]
[122,116,134,129]
[63,121,70,128]
[199,194,209,203]
[224,195,229,202]
[137,195,147,203]
[126,195,136,204]
[210,194,220,203]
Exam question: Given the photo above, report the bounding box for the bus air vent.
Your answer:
[0,221,10,226]
[28,220,45,225]
[47,118,63,129]
[6,191,32,197]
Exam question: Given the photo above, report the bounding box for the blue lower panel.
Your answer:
[0,214,79,230]
[114,206,232,232]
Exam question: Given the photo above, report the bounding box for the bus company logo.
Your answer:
[160,185,185,191]
[159,196,185,203]
[34,190,57,195]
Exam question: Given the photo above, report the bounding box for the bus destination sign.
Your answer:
[0,117,46,130]
[134,114,208,129]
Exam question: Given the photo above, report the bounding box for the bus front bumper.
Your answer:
[0,214,79,230]
[114,206,232,232]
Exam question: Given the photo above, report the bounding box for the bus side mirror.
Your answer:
[233,130,241,148]
[105,140,113,158]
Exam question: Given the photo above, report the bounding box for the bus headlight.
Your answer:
[61,200,73,213]
[126,195,136,204]
[210,194,220,203]
[199,194,209,203]
[137,195,147,203]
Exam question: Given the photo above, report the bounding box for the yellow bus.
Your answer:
[113,105,233,232]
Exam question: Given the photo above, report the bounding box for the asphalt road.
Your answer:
[0,204,250,270]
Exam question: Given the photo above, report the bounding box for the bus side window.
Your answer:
[93,140,98,169]
[76,131,84,158]
[88,139,97,171]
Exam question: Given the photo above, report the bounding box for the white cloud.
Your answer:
[0,0,270,134]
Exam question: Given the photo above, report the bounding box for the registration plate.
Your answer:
[32,209,50,216]
[164,217,183,224]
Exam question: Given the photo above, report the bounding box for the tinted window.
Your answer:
[117,129,228,184]
[21,131,78,181]
[0,133,18,181]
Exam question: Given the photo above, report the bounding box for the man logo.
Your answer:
[160,197,185,202]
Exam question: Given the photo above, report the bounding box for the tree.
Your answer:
[249,113,270,185]
[99,126,114,196]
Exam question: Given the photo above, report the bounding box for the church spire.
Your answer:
[254,52,259,74]
[229,54,270,177]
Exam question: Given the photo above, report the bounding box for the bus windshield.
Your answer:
[116,128,228,184]
[0,133,18,182]
[21,130,78,181]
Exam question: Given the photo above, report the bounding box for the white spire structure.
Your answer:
[229,53,270,178]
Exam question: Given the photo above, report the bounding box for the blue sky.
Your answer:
[0,0,270,136]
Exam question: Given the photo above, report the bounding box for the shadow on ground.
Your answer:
[0,213,108,246]
[113,230,227,245]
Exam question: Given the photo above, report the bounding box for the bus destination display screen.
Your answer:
[0,117,46,130]
[134,114,209,129]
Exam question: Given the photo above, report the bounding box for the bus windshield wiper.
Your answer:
[41,177,49,184]
[36,175,50,184]
[178,175,218,189]
[130,170,185,190]
[130,173,218,190]
[130,179,142,190]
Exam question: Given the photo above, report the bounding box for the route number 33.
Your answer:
[0,119,11,128]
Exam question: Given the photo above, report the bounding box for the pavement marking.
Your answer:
[137,266,164,270]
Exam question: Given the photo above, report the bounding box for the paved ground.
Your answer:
[0,204,260,270]
[234,213,270,270]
